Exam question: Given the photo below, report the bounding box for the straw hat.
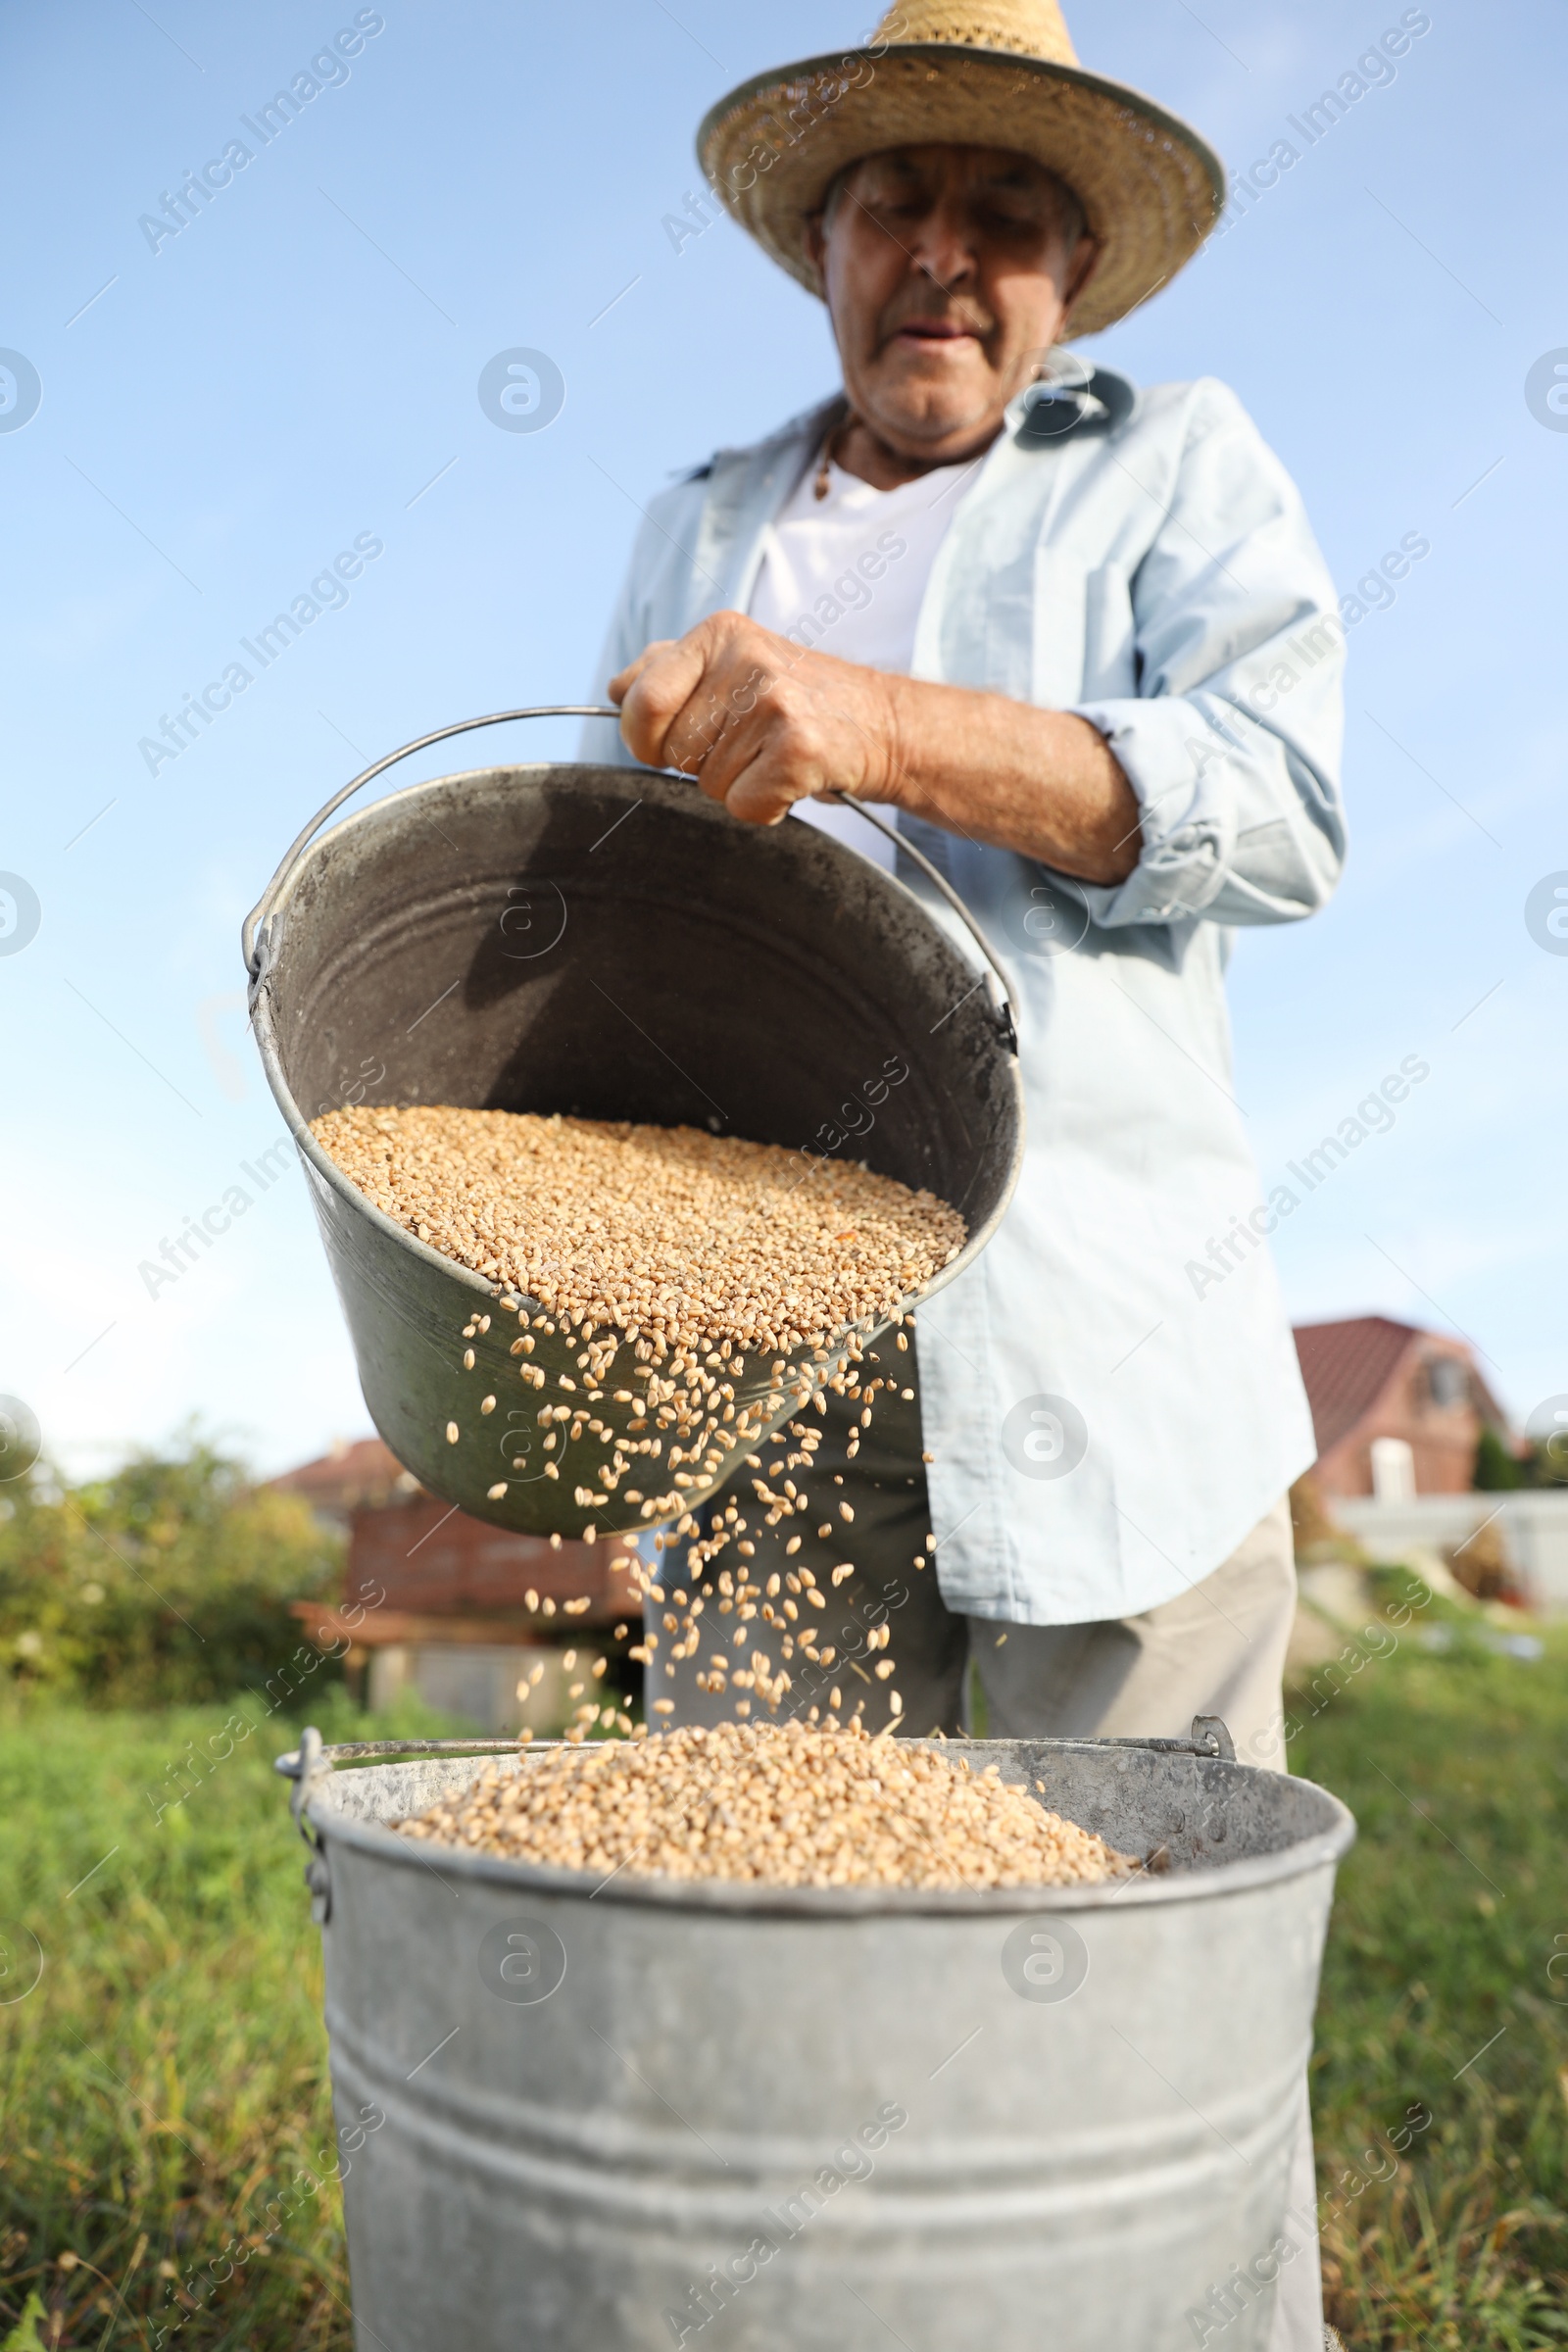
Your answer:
[697,0,1224,338]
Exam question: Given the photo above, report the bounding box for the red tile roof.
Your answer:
[1292,1316,1421,1459]
[270,1437,413,1515]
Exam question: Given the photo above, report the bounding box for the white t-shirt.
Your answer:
[748,453,969,871]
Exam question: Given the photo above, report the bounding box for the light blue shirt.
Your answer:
[582,370,1345,1624]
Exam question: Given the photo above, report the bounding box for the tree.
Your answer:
[0,1436,342,1705]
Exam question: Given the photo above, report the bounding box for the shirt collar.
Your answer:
[1007,366,1137,445]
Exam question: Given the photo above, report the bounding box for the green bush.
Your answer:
[1473,1426,1526,1491]
[1474,1424,1568,1491]
[0,1441,342,1709]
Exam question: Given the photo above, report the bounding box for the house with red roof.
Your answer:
[1291,1315,1506,1498]
[270,1435,416,1527]
[271,1438,636,1731]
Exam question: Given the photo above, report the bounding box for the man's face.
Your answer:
[806,144,1098,465]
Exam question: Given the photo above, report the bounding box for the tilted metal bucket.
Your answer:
[277,1726,1354,2352]
[243,710,1024,1541]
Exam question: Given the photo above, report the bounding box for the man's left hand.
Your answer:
[610,612,903,825]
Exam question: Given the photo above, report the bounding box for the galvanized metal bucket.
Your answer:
[277,1724,1354,2352]
[243,710,1024,1541]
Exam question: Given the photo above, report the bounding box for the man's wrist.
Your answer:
[864,669,919,808]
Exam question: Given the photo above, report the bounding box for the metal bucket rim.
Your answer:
[251,756,1025,1314]
[303,1739,1356,1918]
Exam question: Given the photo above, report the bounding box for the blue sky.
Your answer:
[2,0,1563,1480]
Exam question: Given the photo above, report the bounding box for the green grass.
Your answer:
[0,1689,454,2351]
[1294,1591,1568,2346]
[2,1610,1566,2348]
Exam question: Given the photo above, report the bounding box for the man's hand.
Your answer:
[611,609,1144,883]
[610,612,901,825]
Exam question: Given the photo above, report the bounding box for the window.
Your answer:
[1427,1358,1469,1410]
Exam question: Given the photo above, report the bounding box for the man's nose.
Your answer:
[906,202,977,294]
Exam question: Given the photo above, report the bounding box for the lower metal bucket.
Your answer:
[249,762,1023,1540]
[284,1732,1354,2352]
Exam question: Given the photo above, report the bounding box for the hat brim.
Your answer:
[698,44,1225,338]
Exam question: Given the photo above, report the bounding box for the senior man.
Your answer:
[586,8,1343,2341]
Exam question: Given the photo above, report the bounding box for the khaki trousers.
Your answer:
[648,1363,1325,2352]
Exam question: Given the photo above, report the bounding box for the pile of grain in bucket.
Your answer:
[309,1105,964,1360]
[397,1719,1136,1890]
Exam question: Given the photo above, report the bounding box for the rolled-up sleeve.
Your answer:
[1071,380,1346,929]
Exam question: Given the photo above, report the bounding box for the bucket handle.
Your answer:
[273,1717,1235,1782]
[241,705,619,977]
[240,707,1018,1050]
[825,792,1017,1052]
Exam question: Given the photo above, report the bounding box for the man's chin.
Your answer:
[859,357,1001,432]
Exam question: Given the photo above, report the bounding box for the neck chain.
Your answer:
[813,409,855,500]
